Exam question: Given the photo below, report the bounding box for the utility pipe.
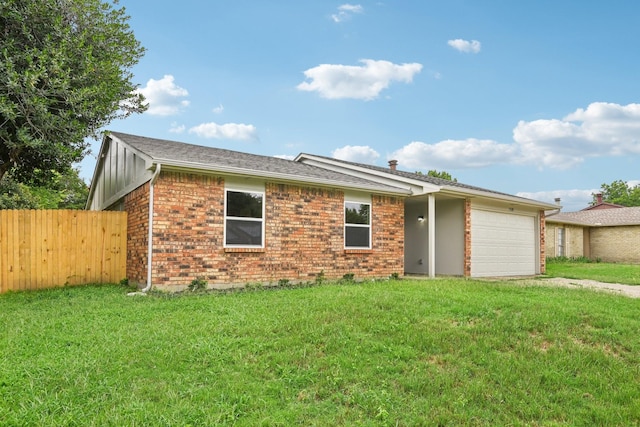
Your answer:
[141,164,161,292]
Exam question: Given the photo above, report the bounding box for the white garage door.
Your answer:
[471,209,536,277]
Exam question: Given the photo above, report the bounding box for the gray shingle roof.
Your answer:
[547,207,640,226]
[298,153,547,203]
[109,132,410,195]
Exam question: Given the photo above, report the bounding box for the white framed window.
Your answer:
[557,227,566,257]
[344,200,371,249]
[224,187,265,248]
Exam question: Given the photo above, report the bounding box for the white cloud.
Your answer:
[136,75,190,116]
[297,59,422,100]
[516,189,598,212]
[212,104,224,114]
[168,122,185,134]
[391,139,516,170]
[332,145,380,164]
[513,102,640,169]
[189,122,258,141]
[388,102,640,171]
[274,154,295,160]
[331,4,363,22]
[447,39,482,53]
[518,181,640,212]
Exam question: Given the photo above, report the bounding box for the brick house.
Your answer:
[87,132,556,290]
[546,207,640,263]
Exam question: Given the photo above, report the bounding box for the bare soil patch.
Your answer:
[519,277,640,298]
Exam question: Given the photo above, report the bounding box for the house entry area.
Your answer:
[404,196,465,276]
[404,196,541,278]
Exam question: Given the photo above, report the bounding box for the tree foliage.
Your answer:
[0,0,146,184]
[593,180,640,207]
[0,167,88,209]
[415,170,457,182]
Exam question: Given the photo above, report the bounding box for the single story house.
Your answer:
[86,132,557,290]
[546,207,640,263]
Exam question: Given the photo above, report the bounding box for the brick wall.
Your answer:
[590,225,640,263]
[545,223,585,259]
[124,182,150,284]
[463,198,471,277]
[539,210,546,274]
[146,172,405,288]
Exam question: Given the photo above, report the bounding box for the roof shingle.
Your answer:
[547,207,640,226]
[109,132,410,195]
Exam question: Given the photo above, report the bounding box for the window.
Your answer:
[345,201,371,248]
[557,227,566,257]
[225,190,264,247]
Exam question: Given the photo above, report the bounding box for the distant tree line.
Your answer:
[593,180,640,207]
[415,170,457,182]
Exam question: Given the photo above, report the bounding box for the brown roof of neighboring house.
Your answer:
[581,202,626,210]
[547,206,640,226]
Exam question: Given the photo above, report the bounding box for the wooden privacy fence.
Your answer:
[0,210,127,294]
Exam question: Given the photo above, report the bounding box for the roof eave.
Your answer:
[155,160,412,196]
[438,186,558,209]
[295,153,440,193]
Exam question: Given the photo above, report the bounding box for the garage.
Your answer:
[471,209,537,277]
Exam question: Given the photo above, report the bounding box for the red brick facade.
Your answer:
[125,171,405,289]
[463,198,472,277]
[124,182,150,284]
[539,210,546,274]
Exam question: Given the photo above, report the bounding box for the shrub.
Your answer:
[187,277,207,292]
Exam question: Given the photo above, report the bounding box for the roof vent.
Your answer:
[388,159,398,171]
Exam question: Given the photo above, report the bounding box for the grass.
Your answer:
[1,279,639,426]
[546,257,640,285]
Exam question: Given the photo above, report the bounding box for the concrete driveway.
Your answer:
[526,277,640,298]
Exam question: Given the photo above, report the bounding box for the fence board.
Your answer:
[0,210,127,293]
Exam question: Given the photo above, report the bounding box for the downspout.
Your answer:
[141,164,161,292]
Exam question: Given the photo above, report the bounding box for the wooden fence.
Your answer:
[0,210,127,294]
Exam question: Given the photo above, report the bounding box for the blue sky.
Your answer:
[81,1,640,211]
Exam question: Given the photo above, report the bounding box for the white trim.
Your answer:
[344,199,372,249]
[154,160,411,196]
[297,155,431,195]
[427,193,436,277]
[295,153,558,210]
[223,184,266,249]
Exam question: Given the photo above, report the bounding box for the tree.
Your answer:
[0,0,146,184]
[0,167,88,209]
[415,170,457,182]
[592,180,640,207]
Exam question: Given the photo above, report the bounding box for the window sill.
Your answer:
[344,249,373,254]
[224,247,265,253]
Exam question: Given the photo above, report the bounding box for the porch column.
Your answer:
[428,193,436,277]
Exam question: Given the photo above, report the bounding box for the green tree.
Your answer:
[0,0,146,184]
[593,180,640,207]
[0,167,88,209]
[0,173,39,209]
[415,170,457,182]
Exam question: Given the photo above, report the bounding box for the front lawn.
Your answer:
[546,257,640,285]
[1,280,639,426]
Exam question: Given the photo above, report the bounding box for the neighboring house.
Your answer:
[581,193,626,210]
[86,132,557,290]
[546,207,640,263]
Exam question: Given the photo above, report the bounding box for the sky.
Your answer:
[80,0,640,212]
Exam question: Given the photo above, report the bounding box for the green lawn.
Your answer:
[1,279,639,426]
[545,258,640,285]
